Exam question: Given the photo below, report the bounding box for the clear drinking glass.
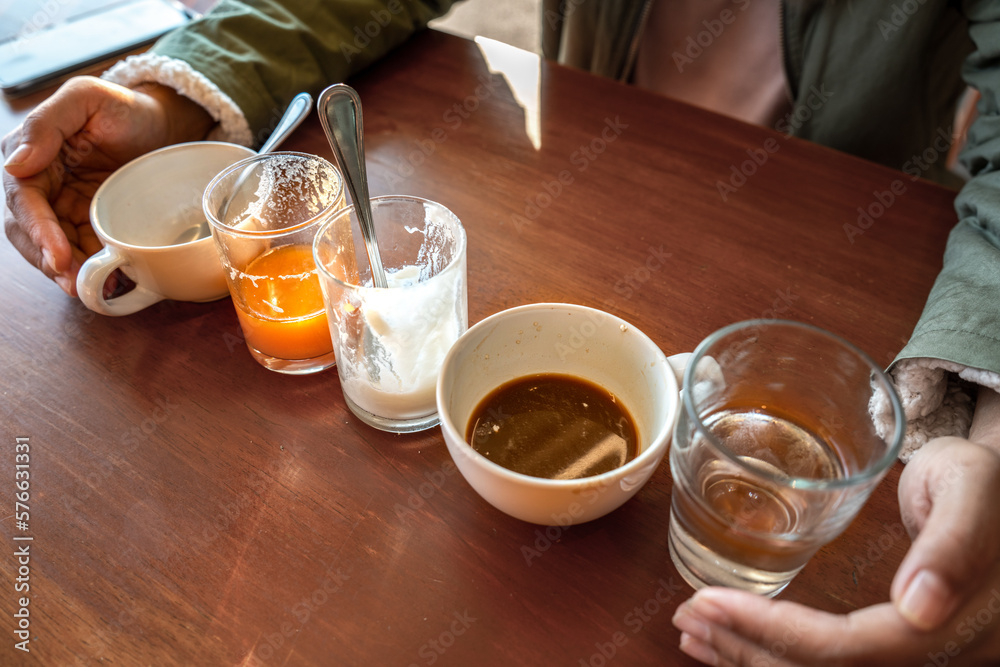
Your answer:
[668,320,904,596]
[203,152,345,374]
[312,196,468,432]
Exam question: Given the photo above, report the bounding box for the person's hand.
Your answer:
[672,419,1000,665]
[3,76,214,296]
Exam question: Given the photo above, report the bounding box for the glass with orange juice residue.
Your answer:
[203,152,346,374]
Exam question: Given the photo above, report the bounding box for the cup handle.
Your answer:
[76,246,164,316]
[667,352,692,388]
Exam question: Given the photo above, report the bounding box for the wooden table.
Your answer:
[0,28,959,666]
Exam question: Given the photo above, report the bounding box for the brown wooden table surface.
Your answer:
[0,28,959,666]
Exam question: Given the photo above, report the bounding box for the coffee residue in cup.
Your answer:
[467,373,638,480]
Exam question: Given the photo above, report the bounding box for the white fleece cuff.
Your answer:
[102,53,253,147]
[872,358,999,462]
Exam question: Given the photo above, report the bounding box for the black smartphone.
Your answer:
[0,0,194,96]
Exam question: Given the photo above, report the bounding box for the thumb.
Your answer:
[3,76,112,177]
[891,438,1000,630]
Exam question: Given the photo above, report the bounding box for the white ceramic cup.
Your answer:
[436,303,682,525]
[77,141,256,316]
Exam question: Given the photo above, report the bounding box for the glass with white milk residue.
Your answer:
[313,196,468,432]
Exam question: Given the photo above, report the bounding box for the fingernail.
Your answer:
[680,633,719,666]
[4,143,31,169]
[673,605,712,642]
[899,569,952,630]
[42,249,57,275]
[54,274,74,295]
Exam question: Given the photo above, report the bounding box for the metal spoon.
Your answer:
[317,84,388,288]
[170,91,314,245]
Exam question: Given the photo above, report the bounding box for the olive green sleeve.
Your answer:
[150,0,459,142]
[892,0,1000,378]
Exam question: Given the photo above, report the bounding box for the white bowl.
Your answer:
[436,303,679,525]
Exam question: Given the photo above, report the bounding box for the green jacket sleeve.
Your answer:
[892,0,1000,378]
[150,0,459,143]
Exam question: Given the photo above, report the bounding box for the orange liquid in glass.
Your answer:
[234,244,332,360]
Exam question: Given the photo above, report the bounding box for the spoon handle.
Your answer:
[318,84,389,289]
[259,91,313,155]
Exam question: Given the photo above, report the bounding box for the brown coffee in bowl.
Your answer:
[466,373,639,480]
